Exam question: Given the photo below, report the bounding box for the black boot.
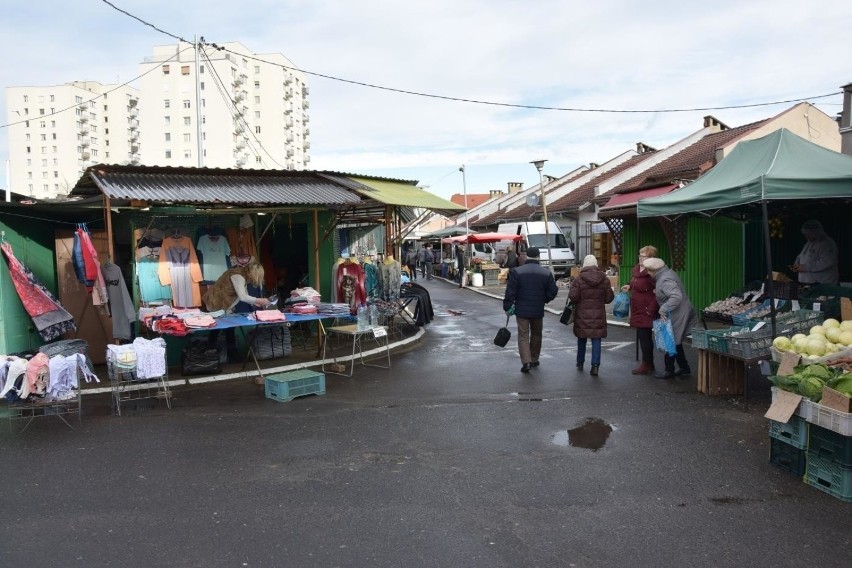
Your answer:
[590,365,599,376]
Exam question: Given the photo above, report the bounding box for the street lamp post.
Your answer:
[530,159,554,275]
[459,164,469,235]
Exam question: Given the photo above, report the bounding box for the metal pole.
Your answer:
[531,160,554,275]
[459,165,469,235]
[194,35,205,167]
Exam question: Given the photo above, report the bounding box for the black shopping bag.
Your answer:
[494,314,512,347]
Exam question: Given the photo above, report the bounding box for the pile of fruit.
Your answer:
[771,318,852,362]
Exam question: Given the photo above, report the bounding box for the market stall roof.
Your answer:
[421,226,473,239]
[598,184,680,217]
[69,164,362,207]
[637,129,852,218]
[320,173,466,218]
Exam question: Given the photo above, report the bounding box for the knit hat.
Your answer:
[526,247,540,258]
[582,254,598,268]
[642,257,666,271]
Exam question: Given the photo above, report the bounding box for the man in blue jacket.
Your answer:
[502,247,558,373]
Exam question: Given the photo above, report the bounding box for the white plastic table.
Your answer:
[321,324,391,377]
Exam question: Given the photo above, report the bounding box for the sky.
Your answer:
[1,0,851,202]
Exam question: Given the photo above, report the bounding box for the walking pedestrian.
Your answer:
[455,244,466,287]
[620,245,659,375]
[502,247,558,373]
[641,257,698,380]
[418,245,431,279]
[423,244,434,280]
[405,246,418,280]
[569,255,615,376]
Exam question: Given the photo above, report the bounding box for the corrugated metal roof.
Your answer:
[320,173,465,216]
[73,165,361,206]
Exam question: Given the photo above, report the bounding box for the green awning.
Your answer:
[348,176,466,216]
[637,129,852,218]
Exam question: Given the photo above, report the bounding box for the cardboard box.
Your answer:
[821,386,852,414]
[771,271,792,282]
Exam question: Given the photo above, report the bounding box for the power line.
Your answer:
[100,0,187,43]
[217,46,839,114]
[97,1,841,114]
[0,47,193,130]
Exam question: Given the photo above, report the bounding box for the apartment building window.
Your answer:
[164,116,170,126]
[52,146,57,153]
[41,146,47,154]
[54,171,59,178]
[91,137,98,145]
[26,134,30,141]
[255,126,261,134]
[91,125,97,133]
[42,159,47,167]
[254,111,260,119]
[105,140,109,146]
[92,149,98,157]
[103,105,108,112]
[183,100,191,109]
[50,108,55,114]
[104,117,108,123]
[201,99,205,108]
[43,172,48,179]
[50,94,54,102]
[75,96,82,103]
[23,108,29,115]
[40,134,46,141]
[23,95,28,102]
[52,158,58,166]
[254,81,260,89]
[165,133,171,142]
[181,65,190,75]
[184,150,192,159]
[39,108,45,115]
[164,99,170,108]
[200,82,204,90]
[43,185,48,193]
[26,146,31,154]
[28,184,33,193]
[165,150,172,159]
[183,116,191,126]
[40,121,46,128]
[200,65,204,73]
[254,96,260,104]
[163,64,170,75]
[105,152,110,159]
[254,66,260,74]
[52,133,56,140]
[27,172,32,179]
[183,133,191,143]
[256,156,262,164]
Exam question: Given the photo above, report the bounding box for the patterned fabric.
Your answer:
[1,241,76,341]
[378,259,402,301]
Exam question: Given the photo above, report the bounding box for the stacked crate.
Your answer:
[805,424,852,502]
[768,416,808,477]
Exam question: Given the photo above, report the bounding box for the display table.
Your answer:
[322,324,391,377]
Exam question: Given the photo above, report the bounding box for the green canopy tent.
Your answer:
[637,128,852,335]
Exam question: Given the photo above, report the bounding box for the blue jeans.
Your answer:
[577,337,601,366]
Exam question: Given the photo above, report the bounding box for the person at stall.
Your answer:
[503,247,558,373]
[792,219,839,286]
[501,245,519,269]
[620,245,660,375]
[570,255,615,376]
[642,257,698,380]
[202,261,271,364]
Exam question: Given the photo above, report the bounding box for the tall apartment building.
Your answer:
[137,41,310,170]
[5,41,310,199]
[5,81,140,199]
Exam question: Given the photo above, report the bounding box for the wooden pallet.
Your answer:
[697,349,745,396]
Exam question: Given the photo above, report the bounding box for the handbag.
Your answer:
[612,291,630,319]
[181,339,222,376]
[493,314,512,347]
[559,296,575,326]
[652,312,677,356]
[249,324,292,360]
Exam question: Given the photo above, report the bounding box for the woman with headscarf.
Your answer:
[792,219,838,286]
[620,245,660,375]
[569,255,614,376]
[641,257,698,380]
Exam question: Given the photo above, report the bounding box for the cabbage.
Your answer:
[803,364,832,381]
[798,376,825,402]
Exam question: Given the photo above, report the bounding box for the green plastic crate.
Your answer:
[769,416,808,450]
[265,370,326,402]
[804,452,852,502]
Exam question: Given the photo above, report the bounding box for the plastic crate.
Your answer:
[264,370,326,402]
[769,416,808,449]
[727,328,773,359]
[691,329,711,349]
[808,424,852,467]
[771,387,852,437]
[703,326,750,354]
[804,452,852,502]
[769,437,807,477]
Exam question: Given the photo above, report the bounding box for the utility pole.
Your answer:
[194,35,205,167]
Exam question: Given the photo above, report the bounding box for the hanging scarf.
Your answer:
[0,241,76,341]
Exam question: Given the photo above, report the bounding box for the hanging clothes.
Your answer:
[336,260,367,311]
[377,258,402,301]
[102,262,137,340]
[196,234,231,283]
[363,261,380,300]
[136,257,172,304]
[0,241,76,341]
[75,226,109,309]
[158,234,203,308]
[226,226,258,260]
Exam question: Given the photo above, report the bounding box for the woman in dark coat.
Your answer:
[569,255,614,376]
[620,245,659,375]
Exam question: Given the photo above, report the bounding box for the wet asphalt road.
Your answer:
[1,278,849,568]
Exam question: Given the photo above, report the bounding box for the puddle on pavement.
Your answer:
[551,417,614,451]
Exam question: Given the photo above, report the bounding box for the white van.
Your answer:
[471,242,495,262]
[496,221,575,276]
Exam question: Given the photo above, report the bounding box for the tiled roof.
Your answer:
[547,153,657,212]
[450,193,493,209]
[596,119,769,202]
